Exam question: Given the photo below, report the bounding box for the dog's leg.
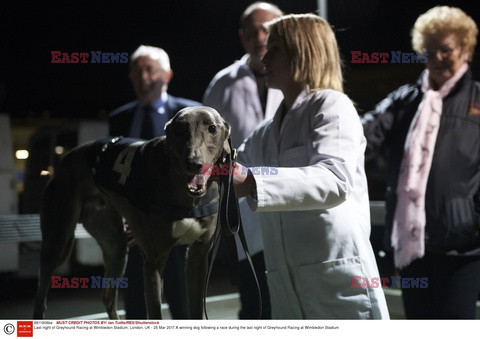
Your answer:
[81,201,127,320]
[187,242,210,319]
[143,256,166,319]
[33,235,75,319]
[100,241,128,320]
[33,178,80,319]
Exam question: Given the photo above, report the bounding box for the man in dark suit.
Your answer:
[109,45,201,319]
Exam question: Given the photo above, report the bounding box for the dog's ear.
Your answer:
[164,118,172,133]
[222,120,232,161]
[163,116,175,153]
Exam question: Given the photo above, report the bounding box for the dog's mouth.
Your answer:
[187,173,210,196]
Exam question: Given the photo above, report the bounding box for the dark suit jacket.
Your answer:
[109,94,201,137]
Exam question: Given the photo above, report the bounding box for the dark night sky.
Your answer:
[2,0,480,120]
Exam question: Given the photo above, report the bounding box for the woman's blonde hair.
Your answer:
[265,13,343,92]
[411,6,478,61]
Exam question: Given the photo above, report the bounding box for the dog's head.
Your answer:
[164,106,231,197]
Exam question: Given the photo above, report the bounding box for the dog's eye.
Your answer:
[208,125,216,134]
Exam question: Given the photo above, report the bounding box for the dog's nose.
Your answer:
[185,159,203,173]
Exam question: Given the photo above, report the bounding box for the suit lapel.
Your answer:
[165,96,178,120]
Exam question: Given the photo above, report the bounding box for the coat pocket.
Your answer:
[297,256,373,319]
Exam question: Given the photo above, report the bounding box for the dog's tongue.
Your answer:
[188,173,209,192]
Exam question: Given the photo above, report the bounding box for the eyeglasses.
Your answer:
[131,66,163,77]
[423,45,461,58]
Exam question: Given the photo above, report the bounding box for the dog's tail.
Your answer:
[34,175,78,319]
[39,176,79,267]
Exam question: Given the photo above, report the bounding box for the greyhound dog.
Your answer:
[33,106,233,319]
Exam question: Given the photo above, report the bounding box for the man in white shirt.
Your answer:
[203,2,283,319]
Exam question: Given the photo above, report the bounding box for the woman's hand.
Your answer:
[233,163,257,198]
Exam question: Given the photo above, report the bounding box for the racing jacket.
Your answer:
[88,136,218,218]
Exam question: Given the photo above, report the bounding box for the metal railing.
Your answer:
[0,214,91,243]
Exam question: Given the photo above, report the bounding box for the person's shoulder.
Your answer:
[308,89,355,110]
[209,57,249,84]
[109,100,138,118]
[381,72,423,104]
[302,90,360,121]
[168,95,201,108]
[389,82,419,101]
[313,88,350,101]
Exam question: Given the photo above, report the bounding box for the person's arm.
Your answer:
[202,71,226,110]
[237,162,351,211]
[361,84,418,157]
[236,92,363,212]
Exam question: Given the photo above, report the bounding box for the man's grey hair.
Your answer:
[240,2,283,29]
[130,45,171,71]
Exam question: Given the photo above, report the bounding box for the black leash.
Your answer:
[203,141,263,320]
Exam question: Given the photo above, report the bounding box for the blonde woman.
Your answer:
[363,6,480,319]
[233,14,389,319]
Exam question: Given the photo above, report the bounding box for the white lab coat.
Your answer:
[203,54,283,259]
[237,89,390,319]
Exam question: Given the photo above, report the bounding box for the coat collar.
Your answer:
[272,89,311,139]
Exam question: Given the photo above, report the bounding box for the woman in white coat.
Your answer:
[233,13,389,319]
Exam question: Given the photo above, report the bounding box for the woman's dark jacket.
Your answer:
[362,68,480,255]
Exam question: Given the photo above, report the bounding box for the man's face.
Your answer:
[129,56,172,104]
[240,9,279,60]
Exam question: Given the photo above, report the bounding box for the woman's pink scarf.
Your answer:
[391,63,468,269]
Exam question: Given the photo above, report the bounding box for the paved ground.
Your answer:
[0,262,240,320]
[1,261,479,320]
[0,264,406,320]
